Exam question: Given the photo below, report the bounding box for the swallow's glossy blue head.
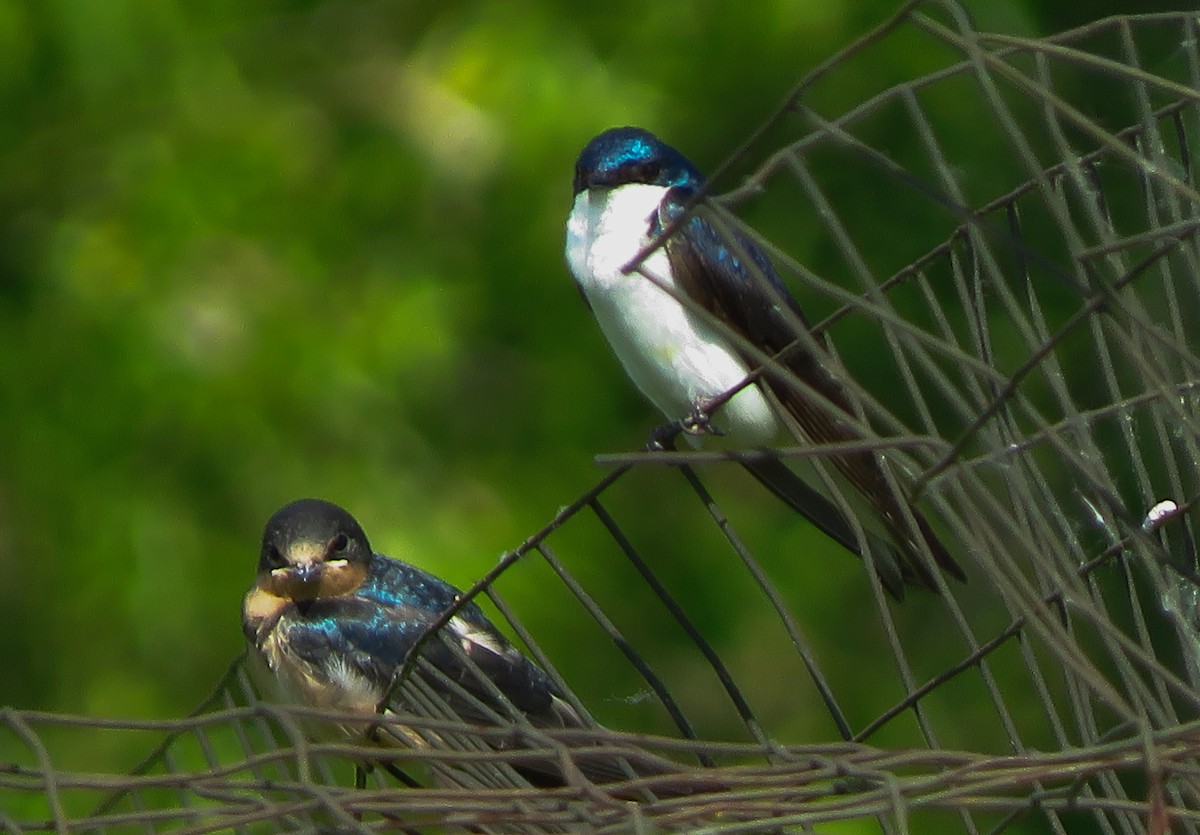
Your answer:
[257,498,373,600]
[573,127,704,195]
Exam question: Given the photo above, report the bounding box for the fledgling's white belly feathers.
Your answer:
[250,620,435,749]
[566,184,781,447]
[256,627,382,714]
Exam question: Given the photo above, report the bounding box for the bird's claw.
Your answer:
[646,404,724,451]
[681,413,723,437]
[683,402,724,437]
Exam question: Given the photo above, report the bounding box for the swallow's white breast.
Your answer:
[566,184,780,446]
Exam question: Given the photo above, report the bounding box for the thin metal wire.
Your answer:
[7,3,1200,832]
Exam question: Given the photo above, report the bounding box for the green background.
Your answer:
[0,0,1187,793]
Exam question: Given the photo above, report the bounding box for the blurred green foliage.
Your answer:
[0,0,1186,783]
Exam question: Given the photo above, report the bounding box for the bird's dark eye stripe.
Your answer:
[267,546,286,567]
[330,533,350,552]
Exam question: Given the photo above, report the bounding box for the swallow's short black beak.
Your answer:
[290,562,323,586]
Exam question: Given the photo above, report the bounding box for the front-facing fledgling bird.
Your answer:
[242,498,700,794]
[565,126,965,599]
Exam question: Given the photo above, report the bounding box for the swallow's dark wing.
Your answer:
[281,561,698,793]
[323,557,574,726]
[656,188,965,591]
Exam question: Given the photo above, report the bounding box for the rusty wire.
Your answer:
[6,2,1200,832]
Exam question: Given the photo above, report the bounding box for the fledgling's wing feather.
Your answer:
[281,557,708,794]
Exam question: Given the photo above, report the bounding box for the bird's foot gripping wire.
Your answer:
[647,402,725,451]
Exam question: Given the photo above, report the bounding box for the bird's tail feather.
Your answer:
[741,456,908,599]
[381,650,728,800]
[754,340,968,594]
[507,727,733,800]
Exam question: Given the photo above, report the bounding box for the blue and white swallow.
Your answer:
[565,126,965,598]
[242,498,690,791]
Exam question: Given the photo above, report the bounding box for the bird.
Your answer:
[242,497,704,795]
[565,126,965,599]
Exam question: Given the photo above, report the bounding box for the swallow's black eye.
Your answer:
[635,161,660,181]
[265,545,286,568]
[329,532,350,553]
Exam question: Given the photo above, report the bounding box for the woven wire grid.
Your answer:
[6,2,1200,832]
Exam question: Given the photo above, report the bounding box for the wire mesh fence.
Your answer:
[6,1,1200,831]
